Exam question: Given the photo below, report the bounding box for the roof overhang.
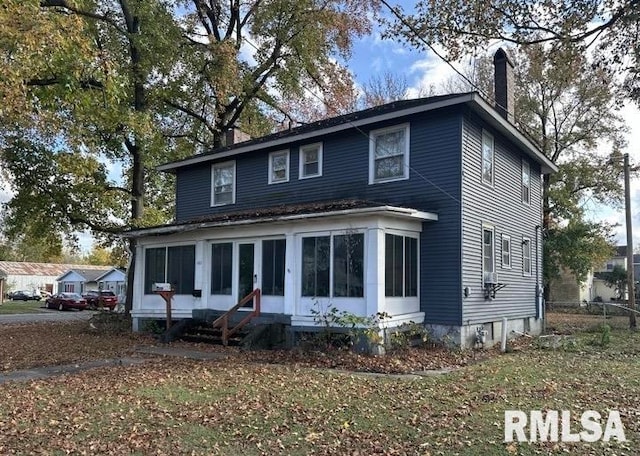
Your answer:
[123,205,438,238]
[466,95,557,174]
[157,92,557,174]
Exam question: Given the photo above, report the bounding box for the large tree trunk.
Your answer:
[122,0,146,315]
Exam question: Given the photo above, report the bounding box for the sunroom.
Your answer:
[127,200,437,332]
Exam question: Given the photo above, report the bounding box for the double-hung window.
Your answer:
[211,161,235,206]
[482,225,495,281]
[369,124,410,184]
[385,234,418,297]
[269,150,290,184]
[144,245,195,294]
[522,159,531,204]
[299,143,322,179]
[522,237,532,276]
[482,131,494,186]
[301,233,364,298]
[502,235,511,268]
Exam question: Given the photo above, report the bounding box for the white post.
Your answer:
[501,317,508,352]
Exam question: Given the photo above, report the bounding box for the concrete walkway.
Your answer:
[0,346,230,384]
[0,309,97,324]
[0,346,454,384]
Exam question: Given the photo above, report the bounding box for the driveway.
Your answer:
[0,309,97,324]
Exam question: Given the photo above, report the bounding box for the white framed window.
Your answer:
[482,130,494,186]
[502,234,511,268]
[522,237,532,276]
[369,124,410,184]
[299,143,322,179]
[211,161,235,206]
[269,150,290,184]
[482,225,495,280]
[301,231,364,298]
[144,245,196,295]
[385,234,419,298]
[522,159,531,205]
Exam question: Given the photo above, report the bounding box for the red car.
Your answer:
[82,290,118,310]
[46,293,88,311]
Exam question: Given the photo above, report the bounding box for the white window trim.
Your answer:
[299,230,366,299]
[482,224,495,281]
[522,159,531,205]
[368,123,410,185]
[522,236,532,276]
[299,142,323,179]
[502,234,512,269]
[210,160,236,206]
[268,149,290,184]
[384,232,420,299]
[481,130,494,187]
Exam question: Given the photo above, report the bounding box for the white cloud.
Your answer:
[405,50,459,98]
[0,177,13,204]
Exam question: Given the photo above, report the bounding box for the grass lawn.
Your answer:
[0,312,638,455]
[0,299,47,314]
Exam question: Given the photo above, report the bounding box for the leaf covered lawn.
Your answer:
[0,313,638,454]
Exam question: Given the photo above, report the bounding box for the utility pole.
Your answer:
[624,153,637,329]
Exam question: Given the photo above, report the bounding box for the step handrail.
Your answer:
[211,288,261,345]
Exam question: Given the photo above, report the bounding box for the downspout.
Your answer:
[535,224,542,324]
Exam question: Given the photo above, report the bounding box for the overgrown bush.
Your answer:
[389,321,430,351]
[88,312,132,334]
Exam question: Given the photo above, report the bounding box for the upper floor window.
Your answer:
[211,161,235,206]
[522,237,532,276]
[502,234,511,268]
[522,159,531,204]
[482,131,494,186]
[269,150,290,184]
[299,143,322,179]
[369,124,410,184]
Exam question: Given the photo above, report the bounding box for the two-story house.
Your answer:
[126,49,557,347]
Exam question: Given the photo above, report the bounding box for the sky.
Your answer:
[344,7,640,251]
[1,2,639,254]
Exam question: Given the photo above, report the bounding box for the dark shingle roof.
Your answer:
[159,93,474,170]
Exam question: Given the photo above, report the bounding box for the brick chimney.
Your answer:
[223,127,251,147]
[493,48,515,123]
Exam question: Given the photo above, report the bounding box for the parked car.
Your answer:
[10,290,40,301]
[82,290,118,310]
[46,293,87,311]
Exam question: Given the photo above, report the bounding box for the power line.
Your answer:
[227,19,462,204]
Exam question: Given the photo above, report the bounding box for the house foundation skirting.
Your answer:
[425,316,543,349]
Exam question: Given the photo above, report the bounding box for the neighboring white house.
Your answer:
[592,246,628,301]
[549,246,629,304]
[0,261,110,304]
[94,268,127,295]
[57,267,114,294]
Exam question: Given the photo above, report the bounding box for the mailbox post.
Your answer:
[152,283,175,330]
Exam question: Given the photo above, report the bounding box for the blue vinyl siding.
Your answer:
[175,107,465,325]
[461,110,543,324]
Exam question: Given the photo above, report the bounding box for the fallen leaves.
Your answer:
[0,314,637,454]
[0,321,151,372]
